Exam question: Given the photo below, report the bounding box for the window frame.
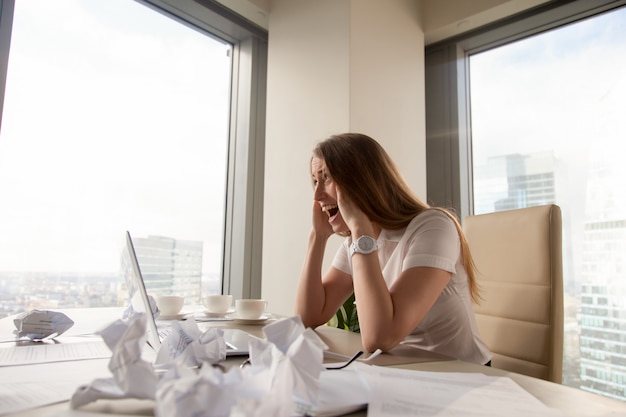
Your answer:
[0,0,267,300]
[0,0,14,127]
[425,0,626,220]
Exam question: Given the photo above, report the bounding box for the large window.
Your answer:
[470,5,626,400]
[426,0,626,401]
[0,0,267,317]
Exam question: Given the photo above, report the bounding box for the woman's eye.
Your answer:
[312,173,330,188]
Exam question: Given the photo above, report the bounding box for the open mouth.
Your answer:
[322,204,339,219]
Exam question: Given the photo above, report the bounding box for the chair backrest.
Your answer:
[463,204,563,383]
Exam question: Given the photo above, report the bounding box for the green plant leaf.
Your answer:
[328,293,359,333]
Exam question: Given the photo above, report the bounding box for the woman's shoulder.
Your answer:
[410,208,458,228]
[379,209,459,241]
[401,209,461,242]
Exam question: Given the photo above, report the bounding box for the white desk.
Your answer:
[310,327,626,417]
[2,309,626,416]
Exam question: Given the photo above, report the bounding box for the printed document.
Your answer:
[0,339,110,367]
[365,366,563,417]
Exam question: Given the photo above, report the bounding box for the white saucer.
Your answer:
[225,313,272,325]
[157,312,189,321]
[201,309,235,318]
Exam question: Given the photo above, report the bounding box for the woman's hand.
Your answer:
[311,200,334,239]
[336,187,374,236]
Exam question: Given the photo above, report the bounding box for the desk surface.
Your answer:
[2,308,626,416]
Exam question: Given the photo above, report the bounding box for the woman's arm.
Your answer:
[295,202,353,328]
[352,254,451,352]
[339,189,452,352]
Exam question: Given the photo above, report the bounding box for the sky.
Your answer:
[469,6,626,285]
[470,6,626,166]
[470,6,626,213]
[1,2,625,277]
[0,0,232,275]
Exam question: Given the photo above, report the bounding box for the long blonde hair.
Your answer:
[313,133,480,303]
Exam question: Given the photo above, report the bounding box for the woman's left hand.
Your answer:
[337,187,374,235]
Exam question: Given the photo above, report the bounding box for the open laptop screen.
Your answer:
[124,231,251,356]
[125,231,163,350]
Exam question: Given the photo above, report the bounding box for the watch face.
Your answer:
[351,235,378,257]
[358,236,375,252]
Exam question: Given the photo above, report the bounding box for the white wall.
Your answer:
[262,0,425,316]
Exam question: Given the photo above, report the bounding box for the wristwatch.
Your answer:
[350,235,378,257]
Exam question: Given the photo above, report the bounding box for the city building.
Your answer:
[579,282,626,400]
[473,152,557,214]
[123,235,203,304]
[578,73,626,401]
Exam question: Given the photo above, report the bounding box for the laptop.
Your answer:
[124,231,252,356]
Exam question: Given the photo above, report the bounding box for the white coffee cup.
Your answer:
[203,294,233,314]
[156,295,185,315]
[235,299,268,319]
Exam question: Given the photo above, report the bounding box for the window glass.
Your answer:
[0,0,231,317]
[470,6,626,400]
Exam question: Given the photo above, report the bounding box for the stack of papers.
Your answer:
[362,365,562,417]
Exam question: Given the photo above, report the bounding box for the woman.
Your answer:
[295,133,491,365]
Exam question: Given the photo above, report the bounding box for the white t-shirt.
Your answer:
[331,210,492,365]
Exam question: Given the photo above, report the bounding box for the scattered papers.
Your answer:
[155,316,329,417]
[13,310,74,340]
[154,317,226,367]
[313,364,370,417]
[0,340,111,367]
[364,365,563,417]
[70,314,332,417]
[71,313,158,408]
[256,316,328,414]
[58,313,569,417]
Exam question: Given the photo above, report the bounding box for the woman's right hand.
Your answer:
[311,200,334,239]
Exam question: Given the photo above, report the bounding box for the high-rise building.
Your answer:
[124,235,203,304]
[579,282,626,400]
[578,155,626,400]
[474,152,557,214]
[578,76,626,401]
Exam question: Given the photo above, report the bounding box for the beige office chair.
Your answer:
[463,204,563,383]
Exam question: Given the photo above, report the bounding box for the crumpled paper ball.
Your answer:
[155,316,327,417]
[13,309,74,340]
[71,312,158,408]
[155,318,227,368]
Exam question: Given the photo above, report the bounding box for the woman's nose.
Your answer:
[313,184,325,200]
